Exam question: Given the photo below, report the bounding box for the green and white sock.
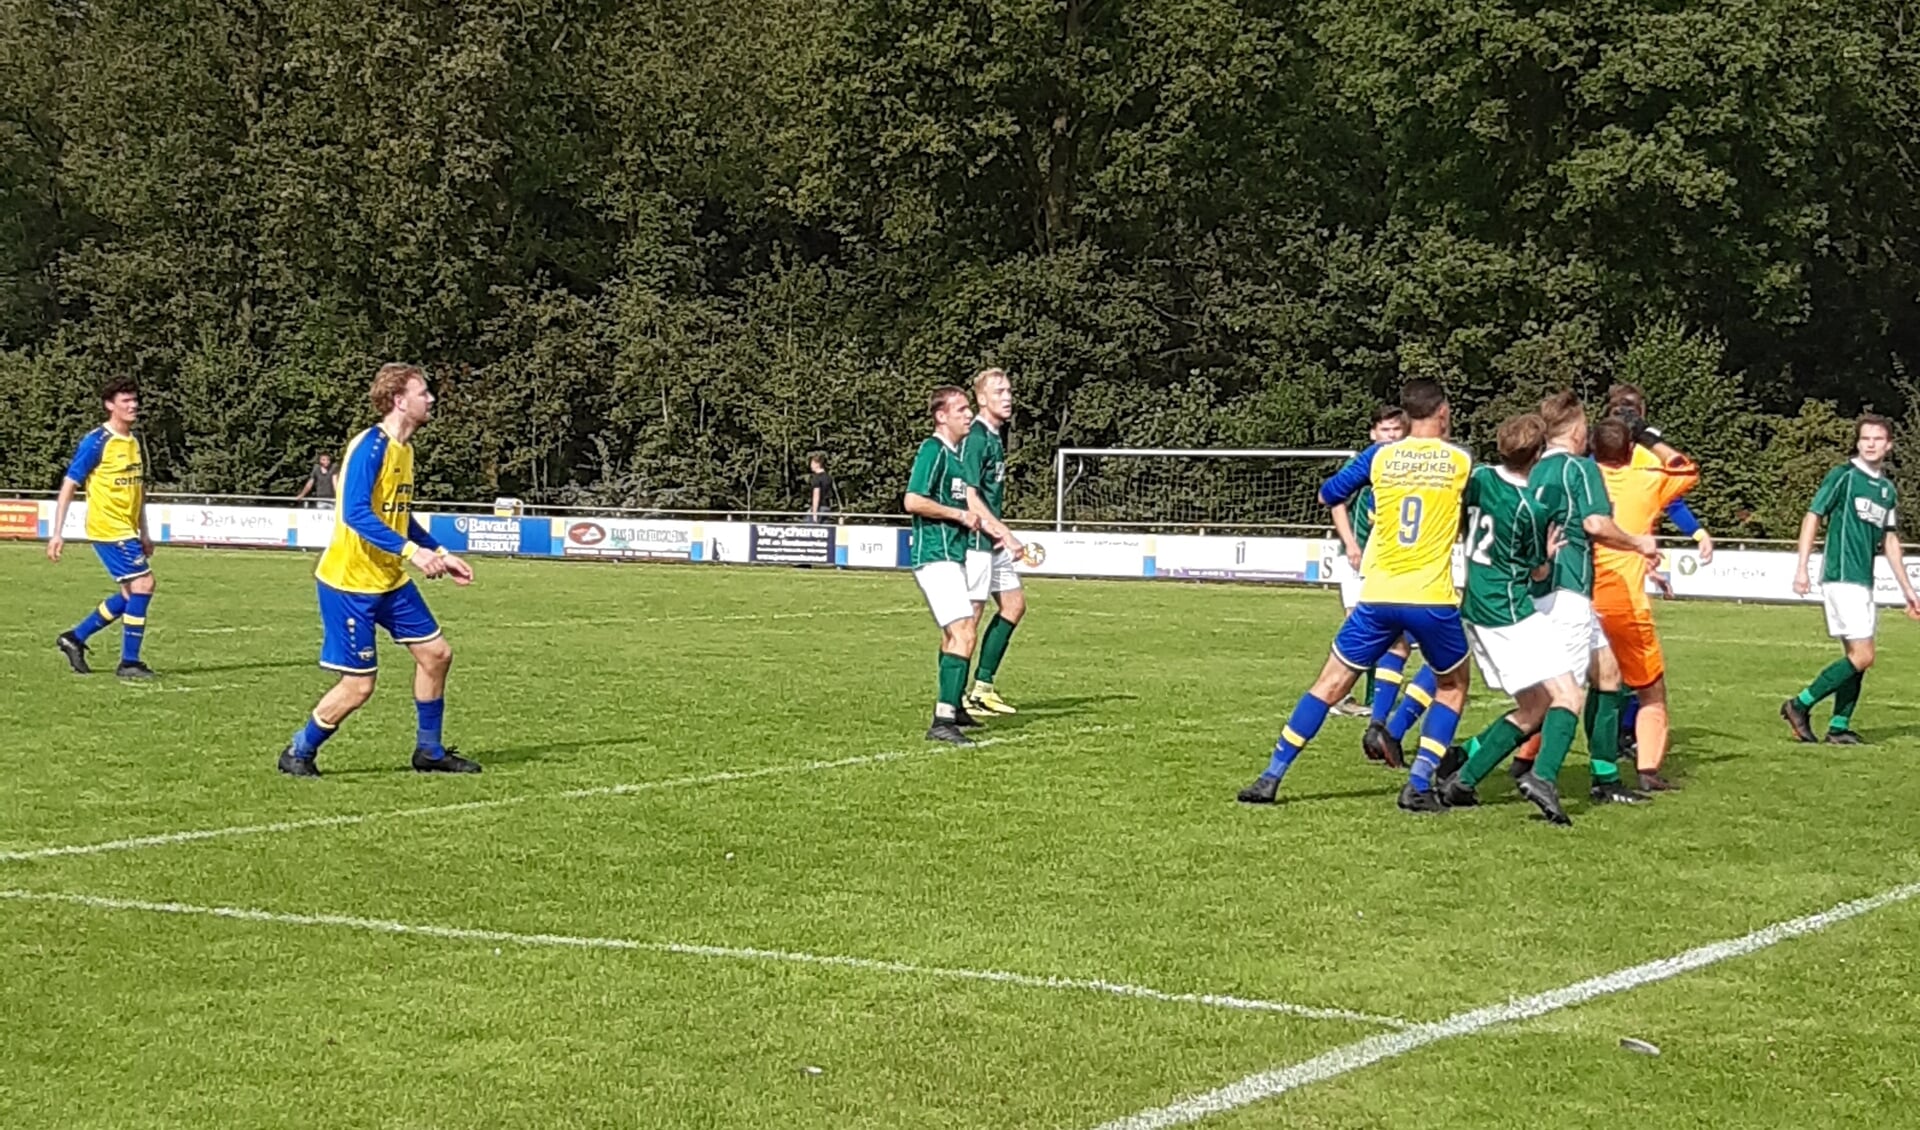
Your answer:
[1829,671,1864,733]
[1460,718,1527,787]
[1798,658,1859,708]
[1587,689,1623,784]
[1533,707,1579,783]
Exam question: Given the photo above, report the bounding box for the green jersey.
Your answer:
[1461,465,1549,628]
[907,436,972,567]
[1527,448,1610,597]
[1335,452,1378,549]
[960,418,1008,551]
[1809,459,1899,586]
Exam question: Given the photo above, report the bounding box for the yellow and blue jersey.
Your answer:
[1319,437,1472,605]
[65,426,146,541]
[315,424,440,594]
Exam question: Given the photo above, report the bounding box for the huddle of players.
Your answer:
[903,369,1029,744]
[1237,379,1723,825]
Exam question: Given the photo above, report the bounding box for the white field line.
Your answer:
[1093,878,1920,1130]
[0,889,1405,1028]
[0,733,1059,864]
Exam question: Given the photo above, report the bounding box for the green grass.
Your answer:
[4,541,1920,1128]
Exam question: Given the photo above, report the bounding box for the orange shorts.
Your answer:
[1593,597,1664,688]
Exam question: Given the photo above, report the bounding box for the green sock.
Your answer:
[1364,669,1377,703]
[1798,658,1859,707]
[975,615,1018,685]
[1533,707,1579,782]
[1588,689,1622,784]
[1829,670,1864,732]
[938,652,969,715]
[1460,718,1526,787]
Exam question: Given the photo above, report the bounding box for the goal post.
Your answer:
[1051,447,1358,533]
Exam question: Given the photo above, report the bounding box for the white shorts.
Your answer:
[1822,582,1876,641]
[1533,589,1606,687]
[915,561,974,628]
[1466,615,1561,695]
[965,549,1021,601]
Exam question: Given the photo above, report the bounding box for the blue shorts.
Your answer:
[94,538,151,583]
[1333,603,1469,675]
[316,581,441,675]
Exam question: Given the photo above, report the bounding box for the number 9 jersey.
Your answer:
[1319,437,1472,606]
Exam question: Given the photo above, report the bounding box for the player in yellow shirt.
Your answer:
[278,363,479,777]
[49,377,159,679]
[1237,380,1475,814]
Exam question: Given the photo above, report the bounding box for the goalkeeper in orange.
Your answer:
[1590,402,1699,793]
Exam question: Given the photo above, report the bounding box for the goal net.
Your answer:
[1051,448,1357,533]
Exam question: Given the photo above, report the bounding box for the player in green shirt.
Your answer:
[1436,413,1582,824]
[1521,391,1660,805]
[1781,415,1920,744]
[960,367,1027,716]
[905,386,987,744]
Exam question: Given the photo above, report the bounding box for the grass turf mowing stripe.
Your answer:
[1091,878,1920,1129]
[2,712,1306,865]
[0,889,1409,1028]
[0,734,1047,863]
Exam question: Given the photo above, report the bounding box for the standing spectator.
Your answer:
[807,453,838,523]
[294,452,336,508]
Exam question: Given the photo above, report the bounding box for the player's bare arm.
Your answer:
[47,477,78,563]
[906,492,980,530]
[965,488,1019,552]
[1793,511,1821,595]
[1882,531,1920,618]
[1330,502,1362,569]
[1583,513,1659,563]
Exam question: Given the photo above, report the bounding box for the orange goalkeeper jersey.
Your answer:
[1596,446,1699,608]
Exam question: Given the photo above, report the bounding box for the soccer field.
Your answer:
[5,543,1920,1129]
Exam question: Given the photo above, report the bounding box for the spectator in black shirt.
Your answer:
[807,453,837,523]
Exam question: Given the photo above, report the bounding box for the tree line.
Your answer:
[3,0,1917,534]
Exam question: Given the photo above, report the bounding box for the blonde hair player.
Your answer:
[278,363,479,777]
[960,367,1027,717]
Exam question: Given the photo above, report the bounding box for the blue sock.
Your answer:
[290,713,337,759]
[1368,653,1408,723]
[415,698,446,757]
[72,593,129,643]
[1410,701,1462,791]
[1264,693,1333,781]
[1620,692,1641,736]
[120,593,151,664]
[1386,665,1436,740]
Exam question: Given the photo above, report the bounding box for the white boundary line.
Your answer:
[0,736,1041,863]
[0,889,1408,1029]
[1093,878,1920,1130]
[0,713,1278,865]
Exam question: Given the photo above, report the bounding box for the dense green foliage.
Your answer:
[3,0,1917,529]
